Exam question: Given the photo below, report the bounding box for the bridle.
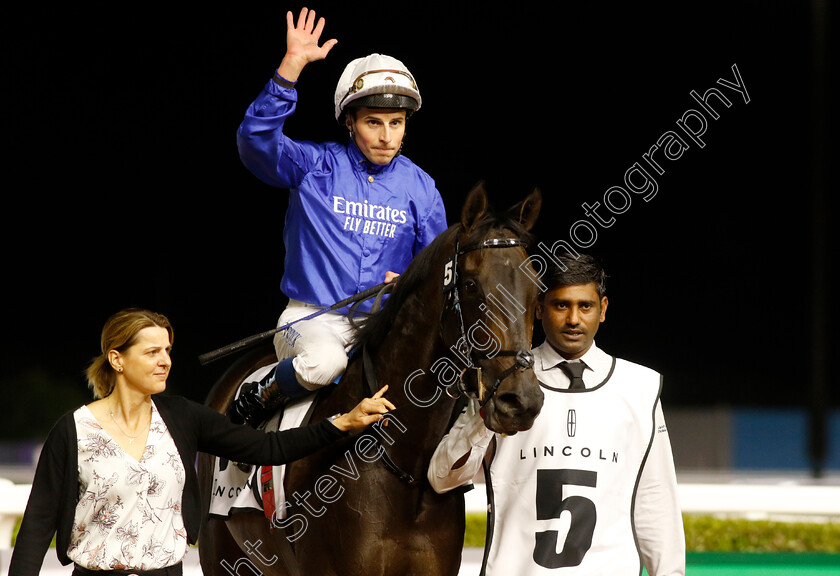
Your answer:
[441,234,535,406]
[354,231,536,485]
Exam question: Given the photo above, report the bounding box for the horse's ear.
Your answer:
[510,188,542,231]
[461,181,489,231]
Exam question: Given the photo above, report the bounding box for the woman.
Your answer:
[9,308,393,576]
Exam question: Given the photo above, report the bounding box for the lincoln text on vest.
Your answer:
[334,196,408,238]
[519,444,619,463]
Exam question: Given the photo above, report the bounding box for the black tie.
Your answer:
[559,362,586,390]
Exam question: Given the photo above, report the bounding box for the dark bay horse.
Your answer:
[198,185,545,575]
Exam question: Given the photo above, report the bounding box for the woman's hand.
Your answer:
[331,385,395,431]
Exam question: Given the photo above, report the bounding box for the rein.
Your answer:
[351,283,425,485]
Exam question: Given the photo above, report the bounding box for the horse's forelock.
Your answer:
[463,205,536,248]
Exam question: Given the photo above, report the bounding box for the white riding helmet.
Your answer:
[333,53,422,121]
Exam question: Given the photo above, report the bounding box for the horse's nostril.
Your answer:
[497,392,525,414]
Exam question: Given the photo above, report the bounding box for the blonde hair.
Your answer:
[86,308,174,399]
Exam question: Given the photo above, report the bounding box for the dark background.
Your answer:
[1,2,835,448]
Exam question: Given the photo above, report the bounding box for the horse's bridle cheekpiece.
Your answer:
[442,235,535,406]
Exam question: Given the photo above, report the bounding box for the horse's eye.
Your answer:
[463,279,479,294]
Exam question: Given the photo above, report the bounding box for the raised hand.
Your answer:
[277,7,338,82]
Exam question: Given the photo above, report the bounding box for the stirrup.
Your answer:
[228,371,288,427]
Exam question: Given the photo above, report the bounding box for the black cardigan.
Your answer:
[9,394,345,576]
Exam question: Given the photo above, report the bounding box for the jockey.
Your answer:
[229,8,448,425]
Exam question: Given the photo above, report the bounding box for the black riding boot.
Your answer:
[227,357,302,426]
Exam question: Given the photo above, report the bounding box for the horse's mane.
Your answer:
[350,206,536,352]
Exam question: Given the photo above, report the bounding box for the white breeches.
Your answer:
[272,300,358,391]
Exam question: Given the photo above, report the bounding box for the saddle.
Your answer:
[209,364,323,521]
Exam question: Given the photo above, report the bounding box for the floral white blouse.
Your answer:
[67,403,188,570]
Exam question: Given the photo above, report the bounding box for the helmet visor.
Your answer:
[337,68,421,118]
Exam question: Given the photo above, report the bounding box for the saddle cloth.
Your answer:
[208,362,314,521]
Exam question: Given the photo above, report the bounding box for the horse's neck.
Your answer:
[367,297,458,459]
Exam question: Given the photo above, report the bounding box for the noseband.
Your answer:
[441,236,535,406]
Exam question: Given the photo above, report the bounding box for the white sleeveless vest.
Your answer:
[482,357,662,576]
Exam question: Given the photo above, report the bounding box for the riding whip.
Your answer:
[198,281,392,365]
